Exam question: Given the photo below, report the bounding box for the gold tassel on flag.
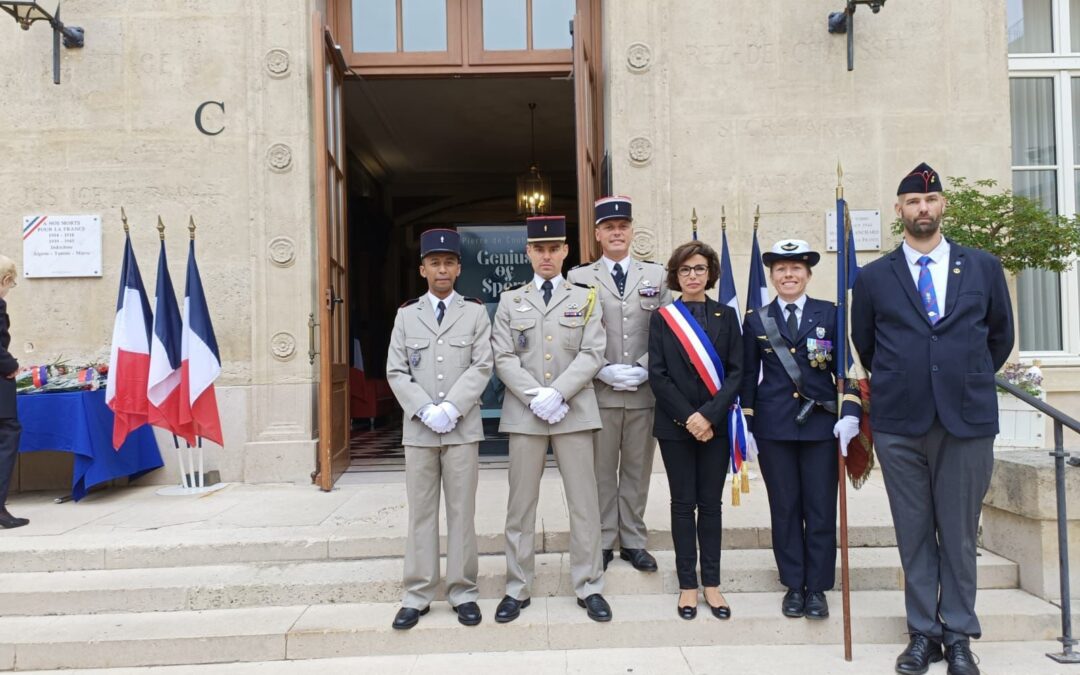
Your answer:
[741,462,750,493]
[731,478,740,506]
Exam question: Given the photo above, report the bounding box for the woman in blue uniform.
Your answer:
[740,240,860,620]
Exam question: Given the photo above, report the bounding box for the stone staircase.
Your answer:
[0,474,1068,671]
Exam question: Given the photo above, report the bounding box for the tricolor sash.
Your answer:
[658,301,755,485]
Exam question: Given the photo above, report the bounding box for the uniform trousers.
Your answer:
[875,419,995,645]
[757,438,838,593]
[658,437,729,589]
[0,419,20,505]
[402,442,479,609]
[505,431,604,600]
[595,406,656,549]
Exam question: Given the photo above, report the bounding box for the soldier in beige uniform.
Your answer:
[492,215,612,623]
[386,228,493,630]
[568,196,671,573]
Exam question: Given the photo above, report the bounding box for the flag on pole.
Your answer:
[147,236,190,442]
[746,228,769,314]
[839,203,874,487]
[718,227,740,318]
[180,237,223,446]
[106,232,154,449]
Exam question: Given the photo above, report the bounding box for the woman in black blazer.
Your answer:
[0,255,25,529]
[648,241,742,620]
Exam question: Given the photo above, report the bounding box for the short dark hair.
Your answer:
[666,241,720,292]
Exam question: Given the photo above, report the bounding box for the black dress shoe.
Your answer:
[391,605,429,630]
[620,548,658,572]
[0,508,28,529]
[895,633,944,675]
[677,603,697,620]
[781,588,805,618]
[452,601,482,626]
[577,593,612,622]
[706,601,731,620]
[944,640,979,675]
[602,549,613,571]
[494,595,530,623]
[804,591,829,620]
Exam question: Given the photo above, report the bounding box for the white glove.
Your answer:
[833,415,860,458]
[597,364,626,386]
[420,403,453,434]
[619,366,648,388]
[436,401,461,433]
[525,387,564,419]
[546,402,570,425]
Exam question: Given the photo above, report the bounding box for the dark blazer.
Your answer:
[851,241,1014,439]
[648,297,743,443]
[741,297,862,442]
[0,298,18,419]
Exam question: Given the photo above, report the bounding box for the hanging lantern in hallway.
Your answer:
[516,102,551,216]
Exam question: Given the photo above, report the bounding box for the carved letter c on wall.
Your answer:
[195,101,225,136]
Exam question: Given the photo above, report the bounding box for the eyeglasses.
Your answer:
[677,265,709,277]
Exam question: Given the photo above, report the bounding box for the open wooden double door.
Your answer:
[312,2,604,489]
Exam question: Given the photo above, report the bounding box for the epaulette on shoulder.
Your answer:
[502,281,526,292]
[464,296,484,305]
[641,259,661,265]
[400,298,420,308]
[571,281,592,289]
[570,262,591,270]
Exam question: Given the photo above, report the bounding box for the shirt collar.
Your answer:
[902,237,950,266]
[427,290,455,313]
[601,255,631,274]
[777,295,807,312]
[534,274,564,291]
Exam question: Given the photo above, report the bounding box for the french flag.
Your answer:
[718,228,741,326]
[746,229,769,314]
[147,238,191,443]
[179,238,223,446]
[106,233,154,449]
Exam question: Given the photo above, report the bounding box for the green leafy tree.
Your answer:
[891,177,1080,274]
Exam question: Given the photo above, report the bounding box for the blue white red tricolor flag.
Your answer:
[106,233,154,449]
[746,229,769,314]
[718,229,740,321]
[147,239,191,443]
[179,238,223,446]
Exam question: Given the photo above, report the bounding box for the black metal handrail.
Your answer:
[995,376,1080,664]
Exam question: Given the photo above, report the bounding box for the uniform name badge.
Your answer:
[806,338,832,370]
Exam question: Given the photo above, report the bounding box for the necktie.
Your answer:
[541,280,553,305]
[436,300,446,325]
[786,303,799,337]
[917,255,940,324]
[612,262,626,296]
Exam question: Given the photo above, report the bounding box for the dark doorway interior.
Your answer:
[343,76,577,470]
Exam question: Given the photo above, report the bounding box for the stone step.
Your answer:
[0,522,899,574]
[0,589,1065,671]
[7,641,1068,675]
[0,548,1018,617]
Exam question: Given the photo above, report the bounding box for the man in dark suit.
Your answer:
[741,240,862,621]
[0,255,26,530]
[851,163,1014,675]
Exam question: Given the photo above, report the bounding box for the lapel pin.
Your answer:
[816,327,826,338]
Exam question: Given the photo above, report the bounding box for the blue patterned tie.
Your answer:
[917,255,940,324]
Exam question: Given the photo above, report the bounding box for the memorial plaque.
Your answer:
[22,215,103,278]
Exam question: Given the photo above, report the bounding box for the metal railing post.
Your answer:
[1049,419,1080,663]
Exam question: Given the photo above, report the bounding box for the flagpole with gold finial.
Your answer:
[120,207,130,235]
[188,216,196,240]
[836,160,853,662]
[691,208,698,241]
[157,216,166,241]
[754,204,760,231]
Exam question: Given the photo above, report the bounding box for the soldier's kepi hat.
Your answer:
[762,239,821,267]
[419,228,461,259]
[595,196,632,225]
[526,215,567,243]
[897,162,942,195]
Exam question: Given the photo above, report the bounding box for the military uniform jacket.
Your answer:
[568,258,670,409]
[386,294,494,448]
[740,297,862,442]
[492,279,605,435]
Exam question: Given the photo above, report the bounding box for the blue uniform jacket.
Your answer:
[740,297,862,442]
[851,241,1014,439]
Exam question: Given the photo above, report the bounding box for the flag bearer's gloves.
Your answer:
[833,415,860,457]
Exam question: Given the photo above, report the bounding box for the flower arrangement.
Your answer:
[997,361,1043,398]
[15,357,109,395]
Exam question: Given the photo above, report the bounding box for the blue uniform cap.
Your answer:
[420,228,461,259]
[594,196,633,225]
[526,216,567,242]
